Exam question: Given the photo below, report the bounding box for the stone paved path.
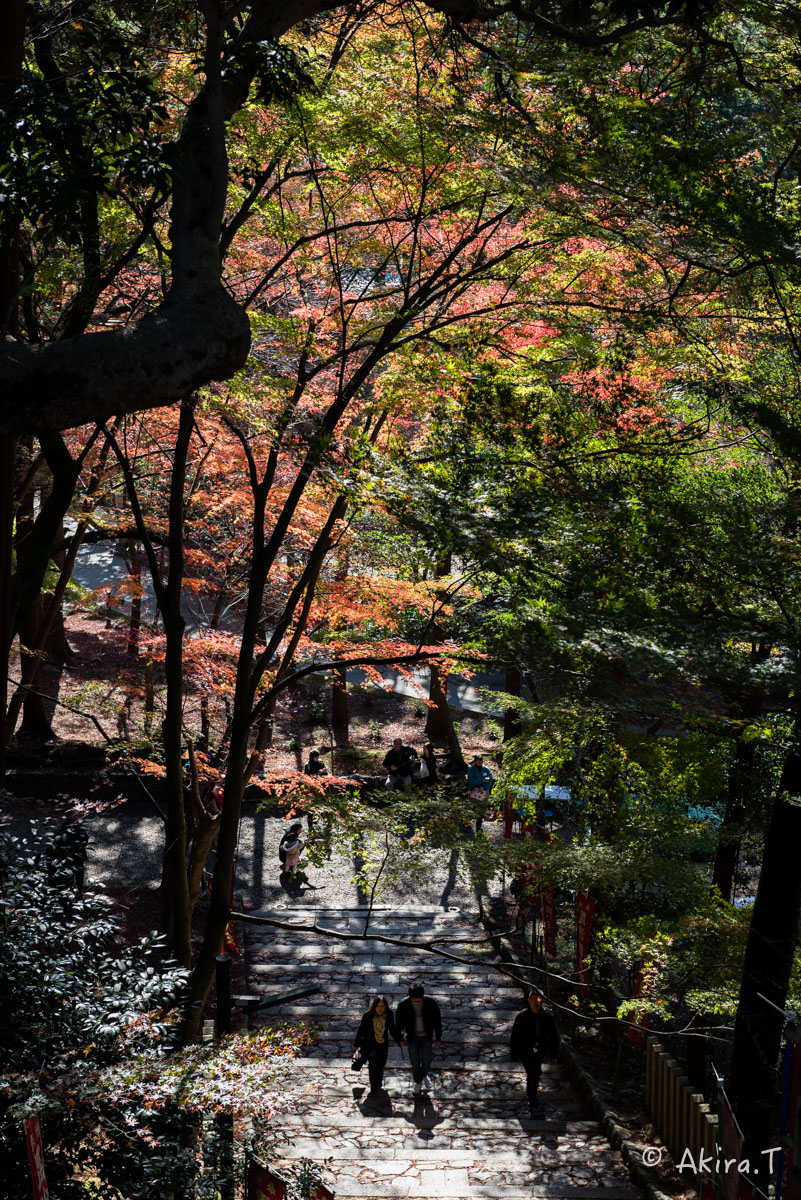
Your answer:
[245,906,642,1200]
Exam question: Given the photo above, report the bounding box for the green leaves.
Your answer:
[247,38,316,106]
[1,23,170,244]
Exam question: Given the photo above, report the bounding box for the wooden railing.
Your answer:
[646,1038,718,1173]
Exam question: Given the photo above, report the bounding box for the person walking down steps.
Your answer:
[352,995,398,1098]
[509,989,559,1116]
[395,983,442,1096]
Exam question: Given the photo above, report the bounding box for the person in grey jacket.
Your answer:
[395,983,442,1095]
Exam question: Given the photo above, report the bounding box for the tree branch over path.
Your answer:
[0,0,718,434]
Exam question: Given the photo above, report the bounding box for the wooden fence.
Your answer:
[646,1038,718,1173]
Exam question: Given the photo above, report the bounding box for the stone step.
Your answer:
[247,910,481,929]
[266,1176,638,1200]
[248,905,481,914]
[286,1083,574,1100]
[267,1144,630,1169]
[263,1044,531,1062]
[310,1192,638,1199]
[286,1102,583,1123]
[246,969,512,985]
[279,1059,562,1079]
[275,1060,562,1077]
[244,999,525,1017]
[254,1024,538,1043]
[285,1106,583,1127]
[271,1111,586,1132]
[247,969,519,991]
[244,907,643,1200]
[267,1119,627,1142]
[312,1192,637,1199]
[288,1098,582,1117]
[245,956,507,974]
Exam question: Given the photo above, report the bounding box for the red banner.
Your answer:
[626,959,652,1046]
[248,1159,287,1200]
[223,921,241,956]
[786,1036,801,1200]
[575,894,596,996]
[521,815,537,839]
[539,888,556,957]
[206,871,241,957]
[24,1116,49,1200]
[309,1186,335,1200]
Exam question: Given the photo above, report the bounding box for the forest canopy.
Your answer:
[2,0,801,1189]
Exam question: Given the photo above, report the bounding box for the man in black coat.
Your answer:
[382,738,418,791]
[509,990,559,1115]
[395,983,442,1095]
[352,996,398,1097]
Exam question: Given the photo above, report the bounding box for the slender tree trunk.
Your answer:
[332,663,348,745]
[728,716,801,1161]
[7,449,35,748]
[0,0,24,780]
[425,665,465,769]
[711,734,755,902]
[712,688,762,902]
[185,744,221,908]
[127,543,142,658]
[159,401,196,966]
[143,651,155,737]
[0,438,13,775]
[502,666,522,744]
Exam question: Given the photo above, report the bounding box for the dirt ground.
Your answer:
[12,607,502,776]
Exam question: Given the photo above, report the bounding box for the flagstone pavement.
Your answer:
[244,906,644,1200]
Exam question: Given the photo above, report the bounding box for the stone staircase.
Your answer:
[244,907,641,1200]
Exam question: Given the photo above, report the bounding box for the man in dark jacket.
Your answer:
[395,983,442,1095]
[383,738,418,791]
[509,990,559,1115]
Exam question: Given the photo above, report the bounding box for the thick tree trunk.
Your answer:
[728,722,801,1161]
[17,599,67,742]
[711,734,756,902]
[17,518,70,743]
[434,550,452,578]
[425,665,465,769]
[0,439,13,776]
[502,666,522,743]
[0,0,24,778]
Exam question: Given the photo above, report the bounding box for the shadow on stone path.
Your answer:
[244,906,644,1200]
